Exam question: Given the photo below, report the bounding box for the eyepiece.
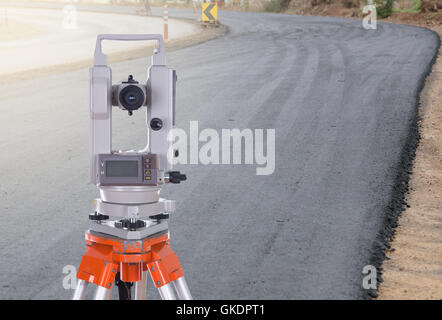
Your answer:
[119,85,145,111]
[112,76,149,114]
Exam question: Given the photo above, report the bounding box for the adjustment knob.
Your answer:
[89,212,109,221]
[167,171,187,184]
[150,118,163,131]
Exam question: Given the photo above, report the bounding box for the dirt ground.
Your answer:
[385,11,442,26]
[366,3,442,301]
[284,1,442,25]
[377,25,442,300]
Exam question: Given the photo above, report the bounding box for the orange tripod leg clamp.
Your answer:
[76,232,183,289]
[148,242,184,287]
[76,243,119,289]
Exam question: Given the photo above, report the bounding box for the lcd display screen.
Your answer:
[106,160,138,177]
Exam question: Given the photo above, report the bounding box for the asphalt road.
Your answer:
[0,4,439,299]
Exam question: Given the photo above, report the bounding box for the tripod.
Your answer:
[73,229,192,300]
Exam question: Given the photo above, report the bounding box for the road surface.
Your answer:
[0,7,198,76]
[0,4,439,299]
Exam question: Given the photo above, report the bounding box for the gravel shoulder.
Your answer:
[377,26,442,300]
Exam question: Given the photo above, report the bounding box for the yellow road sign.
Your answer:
[202,3,217,22]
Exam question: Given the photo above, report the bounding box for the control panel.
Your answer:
[98,153,160,186]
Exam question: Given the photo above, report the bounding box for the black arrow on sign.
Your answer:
[204,3,215,21]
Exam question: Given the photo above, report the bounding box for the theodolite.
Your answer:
[72,34,191,300]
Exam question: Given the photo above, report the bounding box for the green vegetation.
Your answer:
[264,0,291,13]
[264,0,424,16]
[375,0,395,18]
[426,11,441,20]
[393,0,421,13]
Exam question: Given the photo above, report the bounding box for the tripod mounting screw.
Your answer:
[115,219,146,231]
[168,171,187,184]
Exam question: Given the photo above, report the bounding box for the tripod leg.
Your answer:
[158,283,177,300]
[115,272,133,300]
[148,243,187,300]
[105,287,113,300]
[134,270,148,300]
[72,279,89,300]
[94,285,113,300]
[173,276,193,300]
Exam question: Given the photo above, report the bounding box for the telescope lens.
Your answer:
[119,85,145,111]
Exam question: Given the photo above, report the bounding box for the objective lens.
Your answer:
[119,85,145,111]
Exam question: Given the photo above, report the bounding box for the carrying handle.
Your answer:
[94,34,166,66]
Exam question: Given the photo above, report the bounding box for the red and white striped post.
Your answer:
[4,8,8,27]
[163,4,168,42]
[192,1,197,21]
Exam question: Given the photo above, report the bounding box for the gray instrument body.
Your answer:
[89,34,176,187]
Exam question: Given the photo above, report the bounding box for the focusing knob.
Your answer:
[168,171,187,184]
[150,118,163,131]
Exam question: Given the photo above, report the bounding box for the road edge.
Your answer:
[363,27,441,299]
[0,5,228,83]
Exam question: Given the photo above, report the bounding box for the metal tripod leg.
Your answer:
[173,276,193,300]
[158,283,177,300]
[147,243,192,300]
[73,279,89,300]
[94,285,113,300]
[135,270,148,300]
